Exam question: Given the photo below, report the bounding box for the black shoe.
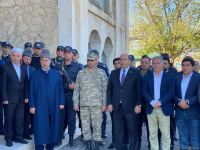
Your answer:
[99,141,105,147]
[101,134,108,138]
[14,138,28,144]
[5,139,13,147]
[0,129,5,135]
[69,135,74,147]
[85,140,92,150]
[24,135,32,140]
[108,143,114,149]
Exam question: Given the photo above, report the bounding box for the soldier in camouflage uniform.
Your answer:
[73,52,107,150]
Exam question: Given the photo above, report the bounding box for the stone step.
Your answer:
[0,127,81,150]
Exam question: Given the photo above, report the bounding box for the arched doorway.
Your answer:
[102,37,113,68]
[88,30,101,52]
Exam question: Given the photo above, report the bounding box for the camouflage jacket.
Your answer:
[73,66,107,107]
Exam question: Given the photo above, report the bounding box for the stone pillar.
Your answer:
[58,0,72,46]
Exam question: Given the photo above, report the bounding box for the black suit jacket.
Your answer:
[107,67,142,113]
[1,62,28,103]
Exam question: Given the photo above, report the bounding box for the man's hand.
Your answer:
[73,105,79,111]
[178,100,189,109]
[30,107,36,114]
[2,101,8,105]
[102,105,107,112]
[107,105,113,112]
[153,101,161,109]
[69,83,75,90]
[25,99,29,103]
[134,105,141,114]
[60,105,64,110]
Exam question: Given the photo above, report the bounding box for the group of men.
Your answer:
[0,41,110,150]
[0,40,200,150]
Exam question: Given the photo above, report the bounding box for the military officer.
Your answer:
[73,52,107,150]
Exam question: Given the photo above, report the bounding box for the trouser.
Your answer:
[176,119,200,149]
[113,104,140,150]
[101,112,107,136]
[80,106,102,142]
[136,107,150,150]
[63,93,76,135]
[24,102,33,136]
[0,104,4,132]
[4,102,24,140]
[147,108,171,150]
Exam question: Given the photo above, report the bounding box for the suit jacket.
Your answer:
[107,67,142,113]
[1,62,28,103]
[175,73,200,120]
[142,71,174,116]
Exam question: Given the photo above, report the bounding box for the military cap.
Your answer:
[34,42,43,49]
[128,55,135,61]
[89,49,99,57]
[40,49,51,59]
[64,46,73,52]
[2,41,11,48]
[39,42,45,48]
[72,49,79,55]
[87,52,97,60]
[57,45,64,51]
[24,42,32,49]
[22,49,32,58]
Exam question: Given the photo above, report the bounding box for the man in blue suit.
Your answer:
[107,53,142,150]
[142,56,174,150]
[174,57,200,150]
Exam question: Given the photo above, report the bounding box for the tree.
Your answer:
[129,0,200,62]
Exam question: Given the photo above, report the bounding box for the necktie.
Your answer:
[121,70,126,85]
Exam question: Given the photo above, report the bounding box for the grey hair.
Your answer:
[152,56,164,64]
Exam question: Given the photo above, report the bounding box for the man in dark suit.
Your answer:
[22,49,36,140]
[107,53,142,150]
[175,57,200,150]
[1,48,28,147]
[142,56,174,150]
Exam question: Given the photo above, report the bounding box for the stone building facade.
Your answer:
[0,0,129,69]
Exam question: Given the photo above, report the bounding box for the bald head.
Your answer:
[120,53,131,69]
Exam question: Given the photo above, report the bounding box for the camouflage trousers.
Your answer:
[80,106,102,142]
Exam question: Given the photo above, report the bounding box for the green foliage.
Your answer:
[129,0,200,61]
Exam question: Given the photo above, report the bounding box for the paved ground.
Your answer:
[61,113,180,150]
[0,113,180,150]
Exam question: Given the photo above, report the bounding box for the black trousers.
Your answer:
[0,104,4,132]
[113,104,140,150]
[101,112,107,136]
[136,107,150,150]
[24,102,33,137]
[62,93,76,136]
[4,102,24,140]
